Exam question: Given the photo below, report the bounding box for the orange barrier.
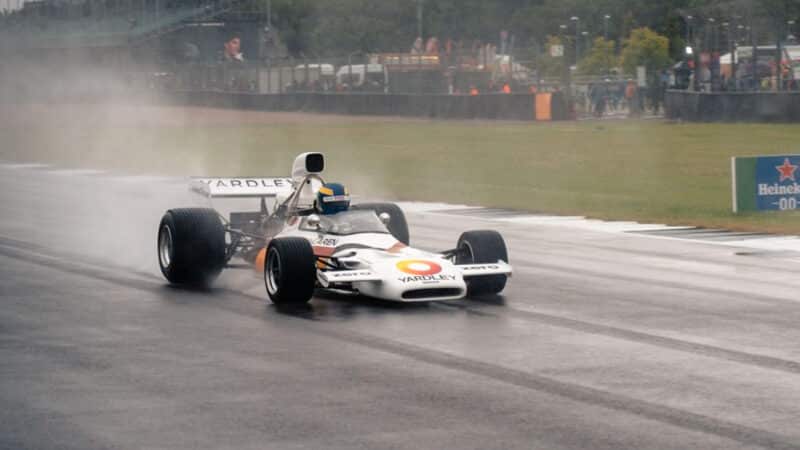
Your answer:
[535,93,552,121]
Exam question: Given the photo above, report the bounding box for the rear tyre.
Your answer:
[455,230,508,296]
[351,202,410,245]
[158,208,227,286]
[264,237,317,305]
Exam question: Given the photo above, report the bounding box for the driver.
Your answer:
[315,183,350,215]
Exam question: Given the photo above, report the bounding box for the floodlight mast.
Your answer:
[571,16,580,65]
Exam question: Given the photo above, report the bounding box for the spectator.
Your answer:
[647,75,664,115]
[222,32,244,63]
[425,37,439,54]
[591,83,607,117]
[610,81,623,111]
[410,37,423,54]
[625,80,639,117]
[220,31,246,91]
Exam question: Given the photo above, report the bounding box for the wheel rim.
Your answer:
[158,225,173,269]
[266,247,281,295]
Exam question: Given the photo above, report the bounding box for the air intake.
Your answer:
[401,288,463,300]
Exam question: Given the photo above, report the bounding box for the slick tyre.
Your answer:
[351,202,410,245]
[158,208,227,286]
[456,230,508,296]
[264,237,316,305]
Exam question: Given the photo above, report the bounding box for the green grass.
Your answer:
[4,110,800,233]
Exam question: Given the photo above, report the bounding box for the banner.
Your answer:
[732,154,800,212]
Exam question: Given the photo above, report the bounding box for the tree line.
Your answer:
[262,0,797,61]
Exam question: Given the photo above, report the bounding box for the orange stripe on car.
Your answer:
[254,247,267,272]
[387,242,407,253]
[313,246,335,257]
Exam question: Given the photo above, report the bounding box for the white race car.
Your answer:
[157,152,512,305]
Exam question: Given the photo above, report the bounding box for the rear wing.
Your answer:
[190,177,294,198]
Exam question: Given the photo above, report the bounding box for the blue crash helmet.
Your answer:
[315,183,350,215]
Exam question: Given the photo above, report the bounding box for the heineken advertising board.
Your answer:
[732,155,800,213]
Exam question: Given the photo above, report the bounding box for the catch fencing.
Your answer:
[163,51,540,96]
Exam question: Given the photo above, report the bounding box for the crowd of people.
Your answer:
[582,71,670,118]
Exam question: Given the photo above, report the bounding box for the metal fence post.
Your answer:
[290,56,296,91]
[266,58,271,94]
[304,58,310,91]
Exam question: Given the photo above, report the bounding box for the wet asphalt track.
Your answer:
[3,165,800,450]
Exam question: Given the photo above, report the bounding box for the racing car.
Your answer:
[157,152,512,305]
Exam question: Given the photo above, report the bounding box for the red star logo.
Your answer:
[776,158,798,182]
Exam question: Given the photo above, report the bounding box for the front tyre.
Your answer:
[158,208,226,286]
[264,237,317,305]
[456,230,508,296]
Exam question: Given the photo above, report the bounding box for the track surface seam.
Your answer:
[454,302,800,375]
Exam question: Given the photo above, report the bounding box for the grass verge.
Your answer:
[3,105,800,234]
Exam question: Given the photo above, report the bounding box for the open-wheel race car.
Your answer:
[157,153,512,305]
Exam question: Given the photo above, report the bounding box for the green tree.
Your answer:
[535,35,567,78]
[251,0,316,56]
[578,37,618,75]
[620,27,670,75]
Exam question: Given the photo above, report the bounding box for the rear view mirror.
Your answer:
[379,212,391,224]
[292,152,325,182]
[306,153,324,173]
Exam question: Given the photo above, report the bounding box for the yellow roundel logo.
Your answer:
[396,260,442,275]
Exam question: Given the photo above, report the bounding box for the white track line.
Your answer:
[3,167,798,254]
[0,163,52,170]
[45,169,107,176]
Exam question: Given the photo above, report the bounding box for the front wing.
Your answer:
[317,261,512,302]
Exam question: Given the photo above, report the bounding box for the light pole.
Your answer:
[708,18,716,51]
[415,0,423,40]
[708,18,718,91]
[685,15,693,48]
[560,24,571,96]
[581,31,589,58]
[604,14,610,41]
[722,22,730,89]
[571,16,580,66]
